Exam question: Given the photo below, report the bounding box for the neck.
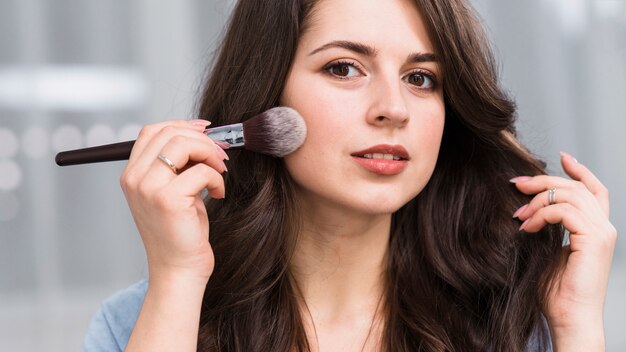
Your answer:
[289,198,391,350]
[292,217,390,298]
[291,201,391,299]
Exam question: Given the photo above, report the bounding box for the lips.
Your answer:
[350,144,409,176]
[350,144,410,160]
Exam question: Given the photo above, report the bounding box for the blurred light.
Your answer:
[51,125,83,153]
[0,66,147,112]
[0,128,19,158]
[118,124,143,141]
[21,126,49,159]
[593,0,624,20]
[0,191,20,222]
[86,124,117,147]
[0,160,22,191]
[548,0,588,37]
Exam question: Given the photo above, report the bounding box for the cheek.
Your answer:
[423,107,445,148]
[406,101,445,182]
[426,116,445,166]
[413,97,445,146]
[281,74,359,165]
[282,111,344,185]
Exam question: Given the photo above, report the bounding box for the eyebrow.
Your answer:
[407,52,438,64]
[309,40,377,56]
[308,40,438,64]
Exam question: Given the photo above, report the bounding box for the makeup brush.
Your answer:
[55,107,306,166]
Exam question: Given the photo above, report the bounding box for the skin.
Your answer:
[280,0,443,350]
[512,152,616,351]
[120,0,616,350]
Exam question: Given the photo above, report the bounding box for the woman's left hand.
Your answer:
[510,151,617,351]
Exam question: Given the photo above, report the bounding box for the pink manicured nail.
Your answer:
[189,119,211,128]
[215,144,229,160]
[509,176,532,183]
[519,219,530,231]
[220,160,228,173]
[512,204,528,218]
[560,151,578,164]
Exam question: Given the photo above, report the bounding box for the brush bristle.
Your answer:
[241,107,306,157]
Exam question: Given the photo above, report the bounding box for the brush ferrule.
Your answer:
[205,123,244,149]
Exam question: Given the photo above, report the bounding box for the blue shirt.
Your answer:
[83,279,148,351]
[82,279,551,351]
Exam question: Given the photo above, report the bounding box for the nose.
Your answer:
[366,77,410,128]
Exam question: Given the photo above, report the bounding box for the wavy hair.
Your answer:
[195,0,563,350]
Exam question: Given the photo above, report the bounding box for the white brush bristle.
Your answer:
[242,107,306,157]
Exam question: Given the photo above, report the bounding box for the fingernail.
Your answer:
[519,218,530,231]
[215,144,229,160]
[509,176,533,183]
[221,160,228,173]
[513,204,528,218]
[189,119,211,128]
[560,151,578,164]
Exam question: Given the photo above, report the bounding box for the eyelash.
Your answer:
[322,60,361,79]
[322,60,439,90]
[404,70,439,90]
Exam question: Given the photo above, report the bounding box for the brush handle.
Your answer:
[54,123,245,166]
[55,140,135,166]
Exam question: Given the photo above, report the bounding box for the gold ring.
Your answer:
[157,154,179,174]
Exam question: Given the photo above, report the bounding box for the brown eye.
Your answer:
[332,64,351,77]
[405,71,437,89]
[324,61,360,78]
[408,74,425,86]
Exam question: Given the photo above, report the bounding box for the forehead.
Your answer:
[302,0,435,54]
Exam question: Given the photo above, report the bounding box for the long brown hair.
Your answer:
[195,0,563,350]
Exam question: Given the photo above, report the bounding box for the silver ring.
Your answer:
[548,188,557,205]
[157,154,179,174]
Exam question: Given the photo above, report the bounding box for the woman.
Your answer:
[83,0,616,351]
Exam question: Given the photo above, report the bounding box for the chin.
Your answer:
[351,194,416,215]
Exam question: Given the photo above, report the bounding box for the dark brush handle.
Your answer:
[55,140,136,166]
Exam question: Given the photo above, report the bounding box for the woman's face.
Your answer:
[281,0,445,216]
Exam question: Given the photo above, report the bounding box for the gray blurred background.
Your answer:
[0,0,623,350]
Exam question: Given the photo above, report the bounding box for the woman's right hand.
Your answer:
[119,119,228,285]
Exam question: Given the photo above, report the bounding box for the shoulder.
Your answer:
[82,279,148,352]
[526,315,553,352]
